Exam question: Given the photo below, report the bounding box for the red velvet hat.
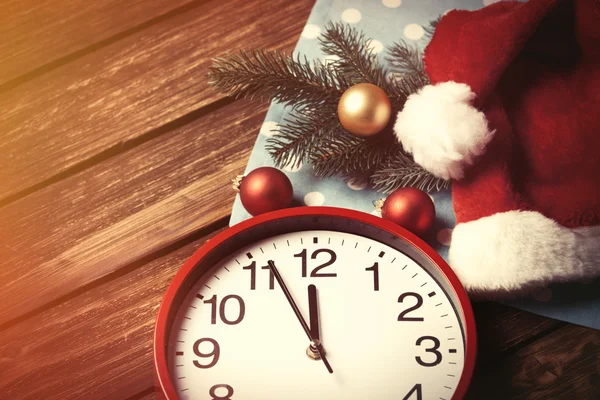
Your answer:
[394,0,600,295]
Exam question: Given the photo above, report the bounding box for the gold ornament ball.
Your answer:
[337,83,392,137]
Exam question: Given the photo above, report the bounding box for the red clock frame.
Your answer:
[154,206,477,400]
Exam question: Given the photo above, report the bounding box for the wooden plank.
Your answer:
[136,391,164,400]
[0,0,314,202]
[466,324,600,399]
[0,230,222,400]
[0,0,195,86]
[0,99,266,326]
[472,301,561,361]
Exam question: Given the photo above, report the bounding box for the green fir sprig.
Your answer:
[208,20,448,193]
[318,22,388,88]
[208,49,349,111]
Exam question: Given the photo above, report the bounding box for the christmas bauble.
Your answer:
[337,83,392,137]
[381,188,435,237]
[239,167,293,216]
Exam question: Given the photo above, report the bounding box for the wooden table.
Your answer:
[0,0,598,398]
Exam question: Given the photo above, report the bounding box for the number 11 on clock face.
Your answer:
[168,230,466,400]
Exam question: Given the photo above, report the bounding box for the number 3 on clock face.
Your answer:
[155,208,476,400]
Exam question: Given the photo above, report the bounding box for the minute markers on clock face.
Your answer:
[168,230,466,400]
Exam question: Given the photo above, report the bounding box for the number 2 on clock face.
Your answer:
[168,230,465,400]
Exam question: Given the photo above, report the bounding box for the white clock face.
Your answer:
[167,230,465,400]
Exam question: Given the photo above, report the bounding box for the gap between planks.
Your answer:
[125,386,163,400]
[0,0,210,91]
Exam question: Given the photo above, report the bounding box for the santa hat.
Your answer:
[394,0,600,295]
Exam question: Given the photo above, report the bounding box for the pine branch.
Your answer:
[310,130,401,178]
[388,71,429,105]
[383,38,429,107]
[207,22,443,194]
[424,15,443,39]
[385,40,426,78]
[319,22,389,89]
[371,153,450,193]
[208,49,349,110]
[265,108,341,169]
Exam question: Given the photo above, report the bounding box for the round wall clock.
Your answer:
[154,206,476,400]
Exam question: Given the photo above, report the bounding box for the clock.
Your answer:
[154,206,476,400]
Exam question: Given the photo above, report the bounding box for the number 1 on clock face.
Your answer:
[168,230,465,400]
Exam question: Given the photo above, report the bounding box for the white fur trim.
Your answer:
[394,82,494,180]
[449,210,600,293]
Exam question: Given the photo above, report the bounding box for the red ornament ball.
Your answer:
[239,167,293,216]
[381,187,435,237]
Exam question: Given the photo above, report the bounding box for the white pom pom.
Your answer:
[394,81,494,180]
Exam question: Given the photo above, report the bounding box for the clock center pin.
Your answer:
[307,339,324,360]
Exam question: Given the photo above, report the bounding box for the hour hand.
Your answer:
[308,284,321,344]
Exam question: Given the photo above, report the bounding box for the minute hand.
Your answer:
[267,260,333,374]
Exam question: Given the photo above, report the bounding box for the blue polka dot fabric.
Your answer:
[229,0,600,330]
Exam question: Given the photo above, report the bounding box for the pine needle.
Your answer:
[371,153,450,193]
[424,15,443,39]
[265,108,340,169]
[385,40,426,78]
[208,49,350,110]
[319,22,389,90]
[388,71,429,104]
[310,129,400,178]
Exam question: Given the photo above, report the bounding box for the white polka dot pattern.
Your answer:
[259,121,280,137]
[304,192,325,206]
[404,23,424,40]
[301,24,321,39]
[347,177,368,190]
[367,39,384,53]
[342,8,362,24]
[382,0,402,8]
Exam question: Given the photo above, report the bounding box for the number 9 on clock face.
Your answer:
[154,207,476,400]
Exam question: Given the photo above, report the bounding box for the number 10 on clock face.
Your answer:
[166,229,468,400]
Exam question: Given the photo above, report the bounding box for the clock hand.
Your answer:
[267,260,333,374]
[307,284,329,363]
[307,284,321,343]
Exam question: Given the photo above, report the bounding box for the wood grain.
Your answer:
[0,230,222,400]
[0,99,266,326]
[0,0,195,86]
[136,391,163,400]
[0,0,314,202]
[466,324,600,399]
[472,301,561,361]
